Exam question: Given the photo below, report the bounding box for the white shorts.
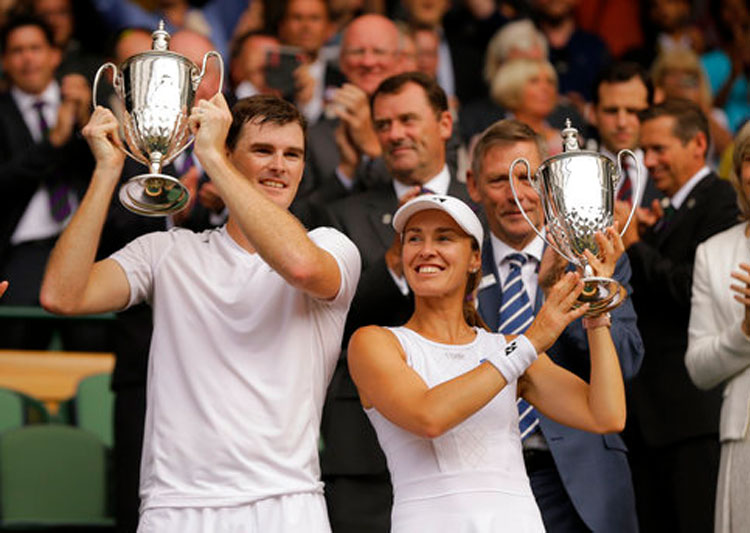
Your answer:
[137,493,331,533]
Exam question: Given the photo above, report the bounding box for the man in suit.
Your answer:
[465,118,644,532]
[292,14,402,226]
[615,98,740,532]
[0,14,95,349]
[587,61,658,208]
[320,71,473,533]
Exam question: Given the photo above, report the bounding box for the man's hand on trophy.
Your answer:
[189,93,232,163]
[81,106,126,171]
[583,225,623,280]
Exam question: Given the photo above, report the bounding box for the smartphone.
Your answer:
[265,46,304,101]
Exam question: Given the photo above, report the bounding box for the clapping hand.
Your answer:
[730,262,750,337]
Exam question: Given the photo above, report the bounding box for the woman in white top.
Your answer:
[347,194,627,532]
[685,121,750,533]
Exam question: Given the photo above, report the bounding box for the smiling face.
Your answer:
[518,66,556,118]
[640,115,705,197]
[228,119,306,209]
[2,24,60,95]
[467,140,544,250]
[372,81,452,185]
[402,209,480,299]
[339,15,400,95]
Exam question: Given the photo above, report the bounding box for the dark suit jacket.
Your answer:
[626,172,740,447]
[477,239,643,532]
[319,177,473,478]
[0,90,93,301]
[0,90,92,262]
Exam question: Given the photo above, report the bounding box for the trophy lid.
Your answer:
[561,118,581,152]
[151,20,170,51]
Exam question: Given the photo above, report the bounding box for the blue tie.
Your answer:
[498,253,540,440]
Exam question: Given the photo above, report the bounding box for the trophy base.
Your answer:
[574,276,628,317]
[119,173,190,216]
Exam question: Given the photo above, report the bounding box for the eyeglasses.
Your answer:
[342,47,397,59]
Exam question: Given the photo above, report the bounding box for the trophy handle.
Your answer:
[92,62,140,162]
[93,62,118,108]
[193,50,225,96]
[508,157,578,264]
[616,149,642,237]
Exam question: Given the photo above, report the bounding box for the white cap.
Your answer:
[392,194,484,250]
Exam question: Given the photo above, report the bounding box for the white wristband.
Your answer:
[482,335,539,383]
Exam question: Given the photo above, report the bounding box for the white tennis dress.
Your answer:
[365,326,545,533]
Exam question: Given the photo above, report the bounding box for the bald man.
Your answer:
[292,14,403,227]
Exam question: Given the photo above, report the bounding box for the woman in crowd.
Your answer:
[491,58,562,155]
[348,194,626,532]
[685,122,750,533]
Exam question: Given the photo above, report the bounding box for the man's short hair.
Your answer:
[638,98,710,152]
[593,61,654,106]
[370,71,448,115]
[226,95,307,151]
[0,14,56,55]
[471,119,546,179]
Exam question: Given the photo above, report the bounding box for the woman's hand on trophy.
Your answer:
[526,271,588,354]
[189,93,232,164]
[583,224,624,280]
[81,106,126,171]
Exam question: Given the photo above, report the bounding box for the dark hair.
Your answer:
[593,61,654,106]
[230,30,276,62]
[638,98,710,152]
[463,239,490,331]
[0,14,56,54]
[280,0,331,21]
[371,71,448,116]
[471,119,546,179]
[106,26,152,60]
[226,95,307,151]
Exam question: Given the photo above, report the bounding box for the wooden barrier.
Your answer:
[0,350,114,414]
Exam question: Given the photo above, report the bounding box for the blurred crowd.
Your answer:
[1,0,750,532]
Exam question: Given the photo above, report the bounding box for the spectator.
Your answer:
[32,0,102,81]
[230,30,282,98]
[685,121,750,533]
[293,13,402,225]
[459,19,584,149]
[530,0,610,104]
[652,47,732,161]
[0,14,95,350]
[320,71,474,533]
[614,99,740,532]
[466,118,643,532]
[701,0,750,134]
[586,61,655,208]
[277,0,330,123]
[90,0,247,66]
[491,58,562,155]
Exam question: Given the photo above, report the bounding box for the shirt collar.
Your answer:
[490,230,545,270]
[392,164,450,200]
[11,81,60,112]
[670,165,710,209]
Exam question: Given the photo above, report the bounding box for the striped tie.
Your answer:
[498,253,540,440]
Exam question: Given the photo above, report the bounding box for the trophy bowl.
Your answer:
[509,120,640,316]
[92,21,224,216]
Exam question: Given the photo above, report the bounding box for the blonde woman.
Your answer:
[491,58,562,155]
[685,122,750,533]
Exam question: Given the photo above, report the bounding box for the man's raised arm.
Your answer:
[40,107,131,315]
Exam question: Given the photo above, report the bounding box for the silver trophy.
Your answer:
[92,21,224,216]
[509,120,640,315]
